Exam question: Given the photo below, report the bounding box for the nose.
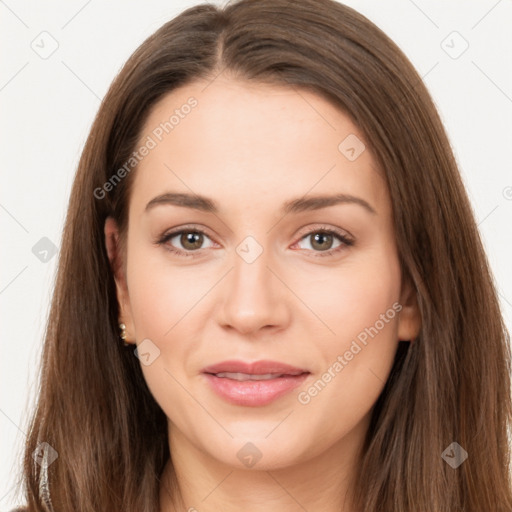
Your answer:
[216,242,291,336]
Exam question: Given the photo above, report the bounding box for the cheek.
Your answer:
[124,244,203,419]
[299,246,401,345]
[125,242,206,339]
[297,251,402,415]
[124,241,211,401]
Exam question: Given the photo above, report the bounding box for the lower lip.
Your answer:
[203,373,310,406]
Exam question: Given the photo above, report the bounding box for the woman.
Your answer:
[12,0,512,510]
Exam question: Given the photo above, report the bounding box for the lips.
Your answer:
[202,359,308,376]
[201,359,310,406]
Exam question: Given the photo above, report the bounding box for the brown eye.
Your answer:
[294,227,354,258]
[309,232,335,251]
[157,227,216,258]
[179,231,204,251]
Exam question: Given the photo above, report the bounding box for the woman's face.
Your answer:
[105,76,420,471]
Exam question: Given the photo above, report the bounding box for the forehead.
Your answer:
[129,76,390,219]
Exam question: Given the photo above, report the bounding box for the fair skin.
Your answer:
[104,75,420,512]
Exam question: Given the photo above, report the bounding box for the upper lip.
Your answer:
[201,360,309,376]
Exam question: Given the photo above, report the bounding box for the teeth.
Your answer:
[215,372,284,381]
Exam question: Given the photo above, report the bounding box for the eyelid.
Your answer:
[156,223,354,258]
[295,223,353,242]
[292,224,354,258]
[156,224,217,254]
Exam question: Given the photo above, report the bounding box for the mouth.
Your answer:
[212,371,305,381]
[201,360,311,407]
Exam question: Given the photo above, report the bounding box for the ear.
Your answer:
[397,278,421,343]
[104,216,136,344]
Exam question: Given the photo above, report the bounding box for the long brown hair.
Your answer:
[16,0,512,510]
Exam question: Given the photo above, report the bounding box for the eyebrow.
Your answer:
[145,192,377,216]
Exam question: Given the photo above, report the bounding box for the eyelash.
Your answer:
[155,224,354,259]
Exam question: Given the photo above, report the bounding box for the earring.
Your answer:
[119,323,130,346]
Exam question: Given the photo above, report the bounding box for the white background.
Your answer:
[1,0,511,508]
